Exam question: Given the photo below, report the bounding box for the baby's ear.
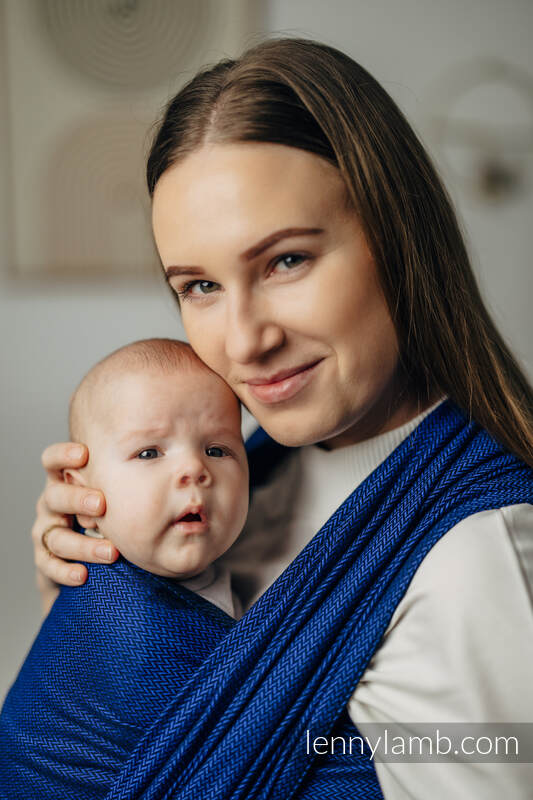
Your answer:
[64,468,86,487]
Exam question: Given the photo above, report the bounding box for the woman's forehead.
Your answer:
[151,143,348,260]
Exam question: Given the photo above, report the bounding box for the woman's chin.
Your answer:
[257,414,338,449]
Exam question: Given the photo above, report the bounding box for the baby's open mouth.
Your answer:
[169,506,208,533]
[179,512,202,523]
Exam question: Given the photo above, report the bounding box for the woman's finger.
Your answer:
[76,513,100,530]
[39,526,118,564]
[34,546,89,586]
[34,521,119,588]
[41,442,88,480]
[43,481,106,518]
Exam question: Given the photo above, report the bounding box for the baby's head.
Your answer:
[65,338,249,580]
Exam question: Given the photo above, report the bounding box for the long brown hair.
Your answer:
[147,37,533,466]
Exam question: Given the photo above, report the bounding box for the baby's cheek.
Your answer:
[96,486,147,546]
[223,482,249,535]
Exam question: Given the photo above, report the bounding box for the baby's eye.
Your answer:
[136,448,161,460]
[205,446,228,458]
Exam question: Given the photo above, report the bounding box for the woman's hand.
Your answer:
[32,442,119,614]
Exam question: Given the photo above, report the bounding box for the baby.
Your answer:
[0,338,250,799]
[65,336,249,616]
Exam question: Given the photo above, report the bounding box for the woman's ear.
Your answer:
[63,469,86,487]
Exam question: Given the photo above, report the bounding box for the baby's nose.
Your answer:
[176,458,212,488]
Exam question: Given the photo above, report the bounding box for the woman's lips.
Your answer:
[245,360,323,405]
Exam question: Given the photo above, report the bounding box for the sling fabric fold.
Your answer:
[0,562,234,798]
[103,400,533,798]
[1,400,532,799]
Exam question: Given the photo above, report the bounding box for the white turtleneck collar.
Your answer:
[294,396,447,539]
[222,395,448,609]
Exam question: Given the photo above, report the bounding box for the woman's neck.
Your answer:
[318,388,444,451]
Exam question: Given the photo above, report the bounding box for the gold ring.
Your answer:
[41,524,62,556]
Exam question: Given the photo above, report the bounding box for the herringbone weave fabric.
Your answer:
[102,400,533,799]
[1,400,531,799]
[0,562,234,798]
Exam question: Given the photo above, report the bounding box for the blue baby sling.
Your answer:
[1,399,532,799]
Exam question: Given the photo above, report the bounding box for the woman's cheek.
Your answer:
[185,316,227,378]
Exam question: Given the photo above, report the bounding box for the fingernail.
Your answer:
[95,544,113,561]
[70,569,84,583]
[83,493,101,512]
[68,445,85,460]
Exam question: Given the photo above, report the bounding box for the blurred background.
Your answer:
[1,0,532,701]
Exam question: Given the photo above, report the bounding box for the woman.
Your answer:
[31,38,533,798]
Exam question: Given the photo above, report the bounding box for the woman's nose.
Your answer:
[224,292,285,364]
[175,458,212,489]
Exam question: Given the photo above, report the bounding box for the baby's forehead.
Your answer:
[86,362,240,431]
[69,339,241,443]
[95,360,227,395]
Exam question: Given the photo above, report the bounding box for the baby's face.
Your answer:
[82,367,249,579]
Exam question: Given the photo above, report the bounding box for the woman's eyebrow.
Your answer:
[240,227,324,260]
[165,266,204,279]
[164,227,324,277]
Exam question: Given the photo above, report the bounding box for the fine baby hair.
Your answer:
[68,337,222,442]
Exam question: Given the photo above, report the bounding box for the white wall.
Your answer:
[1,0,532,702]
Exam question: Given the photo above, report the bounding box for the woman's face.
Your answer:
[152,142,416,448]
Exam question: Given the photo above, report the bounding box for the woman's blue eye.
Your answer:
[137,448,160,460]
[195,281,218,294]
[206,446,227,458]
[273,254,307,272]
[177,280,220,300]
